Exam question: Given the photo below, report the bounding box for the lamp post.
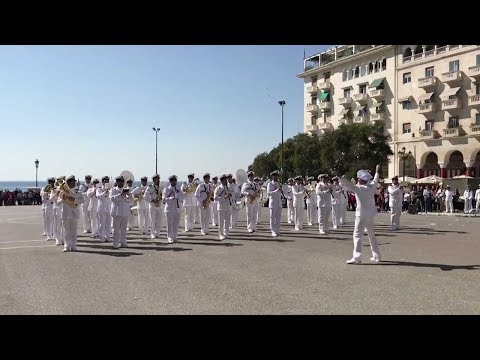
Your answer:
[398,146,412,182]
[152,127,160,174]
[34,159,39,187]
[278,100,286,183]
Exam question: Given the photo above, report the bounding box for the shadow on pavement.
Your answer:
[74,249,143,257]
[76,243,192,252]
[362,260,480,271]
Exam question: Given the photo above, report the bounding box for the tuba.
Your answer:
[55,179,77,208]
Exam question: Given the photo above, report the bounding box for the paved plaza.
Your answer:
[0,205,479,314]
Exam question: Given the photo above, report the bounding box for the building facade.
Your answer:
[298,45,480,179]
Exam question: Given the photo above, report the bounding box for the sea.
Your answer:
[0,181,174,192]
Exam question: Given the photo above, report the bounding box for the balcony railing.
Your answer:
[353,116,368,123]
[419,130,439,139]
[425,49,435,57]
[306,104,319,112]
[338,97,352,107]
[468,95,480,106]
[306,124,318,132]
[370,112,385,122]
[318,122,333,132]
[413,53,423,60]
[403,56,412,63]
[317,82,332,91]
[468,65,480,78]
[418,76,437,88]
[436,46,447,54]
[441,71,462,82]
[470,124,480,133]
[306,84,319,93]
[353,93,369,103]
[441,98,460,110]
[417,103,436,114]
[443,127,460,137]
[369,89,385,98]
[318,102,331,111]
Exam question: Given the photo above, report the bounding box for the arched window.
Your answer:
[381,58,387,71]
[403,47,412,62]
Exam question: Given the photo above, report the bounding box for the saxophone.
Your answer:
[134,187,146,205]
[153,184,162,207]
[202,184,214,209]
[249,184,261,204]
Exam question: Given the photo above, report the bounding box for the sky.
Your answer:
[0,45,329,181]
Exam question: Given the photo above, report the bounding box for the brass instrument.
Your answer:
[55,179,77,208]
[184,181,196,194]
[134,187,146,204]
[152,184,162,206]
[44,184,53,194]
[249,184,261,204]
[202,184,214,209]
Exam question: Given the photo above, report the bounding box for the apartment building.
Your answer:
[298,45,480,179]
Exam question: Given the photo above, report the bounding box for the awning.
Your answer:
[397,96,412,103]
[368,77,386,89]
[370,101,384,108]
[441,87,460,98]
[338,108,350,116]
[418,92,434,101]
[319,91,330,101]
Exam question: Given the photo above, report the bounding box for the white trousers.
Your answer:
[200,207,211,234]
[445,199,454,213]
[306,201,317,225]
[112,215,128,246]
[331,204,340,228]
[42,208,47,234]
[53,209,65,243]
[256,202,262,224]
[166,210,181,240]
[246,202,258,231]
[269,206,281,234]
[137,207,149,234]
[44,208,54,238]
[218,209,231,237]
[287,200,294,223]
[352,216,380,261]
[63,218,78,250]
[464,199,472,213]
[184,206,195,231]
[294,206,304,230]
[194,205,200,223]
[128,210,135,229]
[81,204,91,232]
[90,210,98,236]
[230,208,239,228]
[390,203,402,229]
[149,206,163,236]
[318,206,331,233]
[339,202,347,224]
[476,199,480,212]
[211,202,219,225]
[97,212,111,241]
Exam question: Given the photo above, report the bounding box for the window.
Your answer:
[358,108,367,117]
[348,69,353,80]
[425,67,434,78]
[343,88,351,98]
[368,63,374,74]
[403,72,412,84]
[477,54,480,66]
[342,70,348,82]
[448,116,459,128]
[311,96,317,105]
[323,111,331,122]
[403,123,411,134]
[360,64,366,77]
[359,84,367,94]
[381,58,387,71]
[402,101,412,110]
[374,103,385,113]
[425,120,434,131]
[449,60,459,72]
[310,116,317,125]
[311,76,317,84]
[476,113,480,125]
[324,72,331,82]
[475,83,480,95]
[354,66,360,78]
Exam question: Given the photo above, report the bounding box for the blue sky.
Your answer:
[0,45,328,181]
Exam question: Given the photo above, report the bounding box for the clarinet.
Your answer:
[175,186,179,208]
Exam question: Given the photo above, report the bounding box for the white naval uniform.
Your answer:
[331,185,342,229]
[163,185,184,242]
[50,190,65,245]
[339,188,348,225]
[292,184,305,230]
[131,185,149,234]
[145,184,164,238]
[87,186,99,237]
[195,182,213,235]
[241,181,259,232]
[61,189,84,251]
[476,189,480,213]
[79,182,92,233]
[96,186,112,242]
[255,183,263,224]
[180,182,196,231]
[214,184,232,239]
[285,185,294,224]
[316,181,332,234]
[267,180,282,236]
[387,184,404,230]
[40,186,54,239]
[110,186,132,247]
[211,182,220,226]
[230,183,242,228]
[339,174,381,262]
[126,186,135,230]
[463,189,473,213]
[444,189,454,213]
[305,183,317,226]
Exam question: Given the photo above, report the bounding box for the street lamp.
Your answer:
[152,127,160,174]
[34,159,39,187]
[398,146,412,182]
[278,100,286,183]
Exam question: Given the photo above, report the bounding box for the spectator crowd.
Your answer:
[0,188,42,206]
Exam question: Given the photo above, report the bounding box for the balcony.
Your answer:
[305,124,318,132]
[370,112,386,122]
[468,65,480,78]
[306,104,319,113]
[318,122,333,133]
[353,116,368,123]
[468,94,480,106]
[441,97,460,110]
[317,82,332,92]
[369,89,385,99]
[338,97,353,107]
[318,101,331,111]
[419,130,439,140]
[443,127,461,137]
[417,103,436,114]
[441,71,462,83]
[306,84,319,93]
[353,93,369,104]
[469,124,480,134]
[418,77,437,89]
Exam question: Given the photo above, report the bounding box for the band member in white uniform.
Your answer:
[51,176,66,246]
[330,177,342,230]
[145,174,164,239]
[292,176,305,231]
[110,176,132,248]
[463,185,474,214]
[254,177,263,224]
[96,176,112,242]
[267,170,283,237]
[162,175,184,243]
[79,175,93,234]
[211,176,220,226]
[132,176,149,235]
[229,176,242,229]
[339,165,382,264]
[87,179,100,238]
[476,185,480,213]
[242,171,259,233]
[305,176,317,226]
[195,173,213,236]
[60,175,85,252]
[124,178,135,230]
[316,174,332,235]
[180,173,196,232]
[214,174,232,240]
[193,178,200,223]
[41,177,55,240]
[387,176,404,231]
[284,178,294,224]
[339,185,348,225]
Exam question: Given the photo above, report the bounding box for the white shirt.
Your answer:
[61,188,84,220]
[305,183,316,204]
[331,185,342,205]
[475,189,480,201]
[195,182,213,206]
[131,185,149,210]
[109,186,132,217]
[316,181,332,207]
[79,182,92,207]
[145,183,164,208]
[266,181,282,209]
[181,181,197,207]
[292,184,305,208]
[230,183,242,203]
[41,185,54,210]
[463,190,473,200]
[285,185,294,202]
[339,173,379,218]
[241,181,259,205]
[87,186,98,212]
[387,184,404,207]
[162,185,184,213]
[444,189,454,201]
[214,184,232,211]
[96,186,111,213]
